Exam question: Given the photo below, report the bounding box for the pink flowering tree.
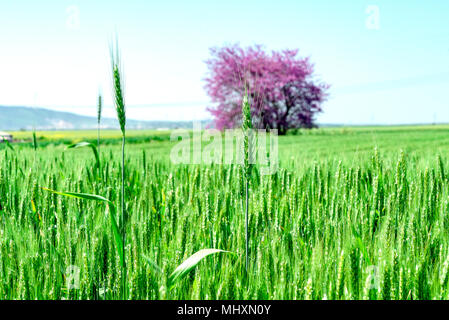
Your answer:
[204,44,329,135]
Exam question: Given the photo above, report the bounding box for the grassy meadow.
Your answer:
[1,124,449,299]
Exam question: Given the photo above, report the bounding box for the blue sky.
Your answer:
[1,0,448,124]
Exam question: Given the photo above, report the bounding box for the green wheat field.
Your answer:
[2,125,449,300]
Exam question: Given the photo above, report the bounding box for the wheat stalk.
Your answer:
[242,89,253,272]
[111,42,127,299]
[111,46,126,136]
[32,127,37,151]
[97,93,102,153]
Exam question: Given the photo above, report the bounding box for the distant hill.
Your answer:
[0,106,209,130]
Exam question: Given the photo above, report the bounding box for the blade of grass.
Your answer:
[169,249,231,288]
[41,188,124,269]
[66,142,100,169]
[4,140,14,151]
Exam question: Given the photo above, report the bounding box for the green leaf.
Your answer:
[41,188,124,268]
[66,142,100,169]
[42,188,109,203]
[106,203,125,269]
[169,249,231,288]
[4,140,14,151]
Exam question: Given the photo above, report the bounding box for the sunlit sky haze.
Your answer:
[1,0,448,124]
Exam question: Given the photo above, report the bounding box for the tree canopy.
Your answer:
[205,44,329,134]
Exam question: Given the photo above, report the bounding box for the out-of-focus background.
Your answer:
[0,0,448,131]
